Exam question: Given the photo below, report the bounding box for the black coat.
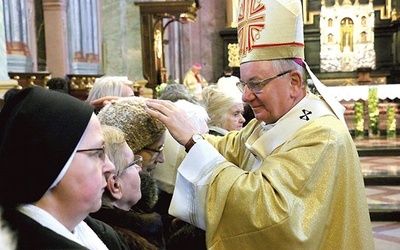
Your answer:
[154,190,206,250]
[91,206,164,250]
[2,209,129,250]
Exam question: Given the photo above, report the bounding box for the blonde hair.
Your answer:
[86,76,133,103]
[202,85,243,128]
[102,125,128,177]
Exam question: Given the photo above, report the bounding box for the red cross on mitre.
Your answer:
[238,0,266,58]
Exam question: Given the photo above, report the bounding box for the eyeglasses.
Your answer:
[143,145,164,154]
[236,70,292,93]
[123,155,143,172]
[76,145,105,162]
[142,145,164,161]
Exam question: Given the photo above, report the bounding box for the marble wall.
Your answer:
[179,0,226,83]
[0,0,18,99]
[101,0,143,81]
[101,0,227,84]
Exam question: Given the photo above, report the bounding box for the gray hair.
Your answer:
[270,59,308,88]
[86,76,133,103]
[174,99,210,133]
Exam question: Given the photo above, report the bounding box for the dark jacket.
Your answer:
[154,187,206,250]
[91,206,163,250]
[2,209,129,250]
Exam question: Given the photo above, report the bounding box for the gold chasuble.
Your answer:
[168,94,374,249]
[204,114,373,249]
[167,0,374,248]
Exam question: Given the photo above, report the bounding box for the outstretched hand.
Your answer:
[146,99,198,146]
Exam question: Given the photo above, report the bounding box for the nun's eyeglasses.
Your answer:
[77,145,105,162]
[236,70,292,93]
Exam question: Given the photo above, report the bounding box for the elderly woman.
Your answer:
[97,96,166,223]
[91,125,164,249]
[202,85,245,136]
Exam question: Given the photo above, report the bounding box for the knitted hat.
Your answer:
[238,0,304,64]
[0,87,94,207]
[97,97,166,153]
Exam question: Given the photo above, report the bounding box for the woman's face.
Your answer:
[55,114,115,215]
[222,103,245,131]
[137,132,166,174]
[116,142,142,208]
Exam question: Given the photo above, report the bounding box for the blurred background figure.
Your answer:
[183,63,208,99]
[86,76,134,104]
[46,77,69,94]
[136,86,145,97]
[2,88,21,109]
[202,85,245,136]
[159,83,199,104]
[216,66,241,98]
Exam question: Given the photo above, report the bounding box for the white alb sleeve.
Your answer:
[168,140,225,230]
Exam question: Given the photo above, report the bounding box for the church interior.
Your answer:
[0,0,399,248]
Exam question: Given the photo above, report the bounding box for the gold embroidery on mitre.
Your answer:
[238,0,266,58]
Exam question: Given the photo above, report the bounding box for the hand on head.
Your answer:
[145,99,198,146]
[90,96,121,109]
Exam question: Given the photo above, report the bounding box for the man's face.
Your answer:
[240,61,297,124]
[192,67,201,75]
[137,132,166,174]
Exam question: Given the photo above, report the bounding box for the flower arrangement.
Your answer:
[386,105,396,139]
[368,87,379,137]
[155,83,168,98]
[354,101,364,139]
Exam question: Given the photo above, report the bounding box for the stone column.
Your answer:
[69,0,82,62]
[0,0,19,100]
[226,0,238,28]
[43,0,69,77]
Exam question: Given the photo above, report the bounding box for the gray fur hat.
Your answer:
[97,97,166,153]
[159,83,198,104]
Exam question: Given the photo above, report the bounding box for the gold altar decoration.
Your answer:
[227,43,240,67]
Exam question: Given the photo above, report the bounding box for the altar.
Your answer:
[327,84,400,102]
[326,84,400,137]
